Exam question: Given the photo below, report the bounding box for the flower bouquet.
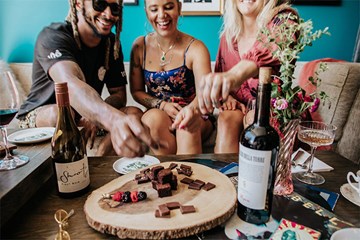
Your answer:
[260,13,330,195]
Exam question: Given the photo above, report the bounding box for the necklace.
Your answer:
[156,38,177,67]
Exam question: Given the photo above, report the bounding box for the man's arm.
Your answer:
[104,86,127,110]
[48,60,159,157]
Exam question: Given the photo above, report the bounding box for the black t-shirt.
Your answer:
[18,22,127,118]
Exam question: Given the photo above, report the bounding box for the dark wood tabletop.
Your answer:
[0,149,359,239]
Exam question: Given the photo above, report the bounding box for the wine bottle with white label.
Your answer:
[51,82,90,198]
[237,67,280,224]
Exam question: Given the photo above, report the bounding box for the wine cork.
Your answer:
[259,67,272,84]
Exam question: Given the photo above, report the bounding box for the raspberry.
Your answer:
[112,191,123,202]
[130,191,138,202]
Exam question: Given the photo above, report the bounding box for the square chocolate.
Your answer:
[166,202,180,210]
[203,182,216,191]
[180,177,194,184]
[155,209,170,218]
[168,163,178,170]
[180,205,196,214]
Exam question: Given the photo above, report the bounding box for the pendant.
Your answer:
[160,52,170,66]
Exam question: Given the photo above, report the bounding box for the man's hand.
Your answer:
[109,113,164,157]
[78,117,98,149]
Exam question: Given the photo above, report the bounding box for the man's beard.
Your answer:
[84,12,114,39]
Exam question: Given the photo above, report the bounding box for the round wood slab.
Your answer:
[84,161,237,239]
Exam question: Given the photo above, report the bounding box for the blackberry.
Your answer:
[137,191,147,201]
[121,191,131,203]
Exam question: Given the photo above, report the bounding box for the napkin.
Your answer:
[291,148,333,173]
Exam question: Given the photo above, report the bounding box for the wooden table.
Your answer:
[0,128,52,227]
[1,149,359,239]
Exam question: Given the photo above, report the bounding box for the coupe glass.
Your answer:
[0,71,29,170]
[294,121,337,185]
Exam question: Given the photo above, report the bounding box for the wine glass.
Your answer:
[293,121,337,185]
[243,98,256,129]
[0,71,29,170]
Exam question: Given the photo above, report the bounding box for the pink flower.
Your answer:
[273,98,289,110]
[310,97,320,112]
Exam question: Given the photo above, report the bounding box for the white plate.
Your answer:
[8,127,55,144]
[330,228,360,240]
[113,155,160,174]
[340,183,360,207]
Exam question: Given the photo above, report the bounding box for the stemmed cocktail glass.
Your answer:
[294,121,336,185]
[0,71,29,170]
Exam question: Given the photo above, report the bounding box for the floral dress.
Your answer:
[143,38,196,106]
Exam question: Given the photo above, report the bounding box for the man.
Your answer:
[17,0,160,157]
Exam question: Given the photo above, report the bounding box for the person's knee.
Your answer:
[36,105,58,127]
[121,106,143,119]
[218,111,242,129]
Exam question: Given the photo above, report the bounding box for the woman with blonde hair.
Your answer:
[130,0,215,154]
[198,0,298,153]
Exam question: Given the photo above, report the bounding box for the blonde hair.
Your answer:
[221,0,290,50]
[66,0,123,70]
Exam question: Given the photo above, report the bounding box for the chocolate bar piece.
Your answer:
[202,182,216,191]
[168,163,178,170]
[180,164,191,170]
[182,169,193,177]
[188,182,202,190]
[155,209,170,218]
[180,205,196,214]
[193,179,205,187]
[137,175,150,184]
[157,168,173,184]
[180,177,194,184]
[166,202,180,210]
[158,204,170,216]
[156,183,172,198]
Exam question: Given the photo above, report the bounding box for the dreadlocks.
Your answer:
[66,0,123,70]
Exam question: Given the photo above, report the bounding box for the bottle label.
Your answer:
[238,144,271,210]
[55,156,90,193]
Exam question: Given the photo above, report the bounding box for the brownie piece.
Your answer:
[180,205,196,214]
[166,202,181,210]
[156,183,172,198]
[170,174,178,190]
[180,177,194,184]
[168,163,178,170]
[152,180,158,190]
[150,166,164,181]
[203,182,216,191]
[155,209,170,218]
[157,169,173,184]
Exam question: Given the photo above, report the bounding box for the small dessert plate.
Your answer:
[340,183,360,207]
[330,228,360,240]
[8,127,55,144]
[113,155,160,174]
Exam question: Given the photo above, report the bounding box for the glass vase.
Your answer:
[274,119,300,195]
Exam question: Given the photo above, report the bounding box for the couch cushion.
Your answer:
[336,88,360,164]
[1,60,28,104]
[315,62,360,142]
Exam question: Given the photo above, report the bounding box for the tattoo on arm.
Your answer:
[144,97,162,109]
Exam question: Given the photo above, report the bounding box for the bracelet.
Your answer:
[155,99,163,109]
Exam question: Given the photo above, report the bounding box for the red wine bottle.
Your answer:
[51,82,90,198]
[237,67,280,224]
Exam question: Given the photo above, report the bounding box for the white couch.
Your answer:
[6,61,360,163]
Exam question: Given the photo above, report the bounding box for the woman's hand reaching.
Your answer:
[171,105,202,133]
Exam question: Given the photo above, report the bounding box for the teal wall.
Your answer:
[0,0,359,63]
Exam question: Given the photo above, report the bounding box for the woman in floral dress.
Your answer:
[130,0,214,154]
